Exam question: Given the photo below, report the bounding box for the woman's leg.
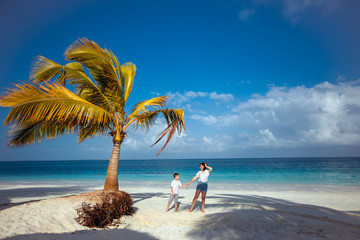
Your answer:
[189,190,201,212]
[201,191,207,212]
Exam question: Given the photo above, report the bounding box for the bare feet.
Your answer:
[175,210,179,212]
[188,209,192,212]
[201,210,205,213]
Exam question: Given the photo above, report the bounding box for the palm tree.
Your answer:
[0,38,185,191]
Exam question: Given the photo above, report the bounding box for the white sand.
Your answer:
[0,183,360,240]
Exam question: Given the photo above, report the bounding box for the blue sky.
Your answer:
[0,0,360,160]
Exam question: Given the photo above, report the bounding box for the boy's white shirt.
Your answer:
[171,179,182,194]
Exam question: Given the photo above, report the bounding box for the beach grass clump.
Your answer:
[75,190,134,228]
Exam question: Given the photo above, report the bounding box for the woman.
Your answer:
[186,162,213,212]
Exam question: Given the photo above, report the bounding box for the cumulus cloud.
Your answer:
[259,129,277,143]
[166,92,191,106]
[184,91,208,98]
[191,114,218,125]
[191,80,360,148]
[121,80,360,156]
[209,92,234,102]
[201,135,236,152]
[166,90,234,106]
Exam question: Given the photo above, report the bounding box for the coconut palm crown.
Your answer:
[0,38,185,191]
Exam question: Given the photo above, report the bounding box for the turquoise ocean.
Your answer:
[1,158,360,188]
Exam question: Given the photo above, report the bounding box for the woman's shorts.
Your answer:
[196,182,208,192]
[168,193,179,203]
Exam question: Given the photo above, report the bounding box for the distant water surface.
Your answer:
[0,158,359,187]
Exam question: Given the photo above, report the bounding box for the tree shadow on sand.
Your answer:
[167,197,186,212]
[0,186,93,211]
[131,192,169,204]
[187,194,360,240]
[3,228,158,240]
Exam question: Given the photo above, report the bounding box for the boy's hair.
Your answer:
[173,173,179,178]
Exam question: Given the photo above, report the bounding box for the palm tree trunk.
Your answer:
[103,141,121,191]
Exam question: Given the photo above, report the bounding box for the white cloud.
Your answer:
[166,91,234,108]
[191,114,218,125]
[201,135,235,152]
[191,113,240,128]
[184,91,208,98]
[166,92,190,106]
[259,129,276,143]
[122,80,360,156]
[191,81,360,148]
[209,92,234,102]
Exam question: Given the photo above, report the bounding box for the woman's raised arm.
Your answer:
[205,163,213,174]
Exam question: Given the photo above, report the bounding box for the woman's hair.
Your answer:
[200,162,207,169]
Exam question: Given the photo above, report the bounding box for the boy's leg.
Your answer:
[166,194,174,212]
[174,194,179,212]
[175,202,178,212]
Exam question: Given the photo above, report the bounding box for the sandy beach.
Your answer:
[0,182,359,240]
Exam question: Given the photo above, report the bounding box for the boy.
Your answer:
[166,173,186,212]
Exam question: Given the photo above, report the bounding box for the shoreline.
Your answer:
[2,179,360,188]
[1,181,360,210]
[0,183,360,239]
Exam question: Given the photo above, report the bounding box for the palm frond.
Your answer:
[0,83,113,128]
[131,110,161,130]
[152,118,179,156]
[121,62,136,104]
[129,108,185,155]
[64,38,123,110]
[129,96,168,119]
[159,109,186,132]
[105,49,123,85]
[65,62,115,112]
[78,123,108,143]
[8,120,75,147]
[65,38,110,65]
[30,56,66,84]
[153,109,185,155]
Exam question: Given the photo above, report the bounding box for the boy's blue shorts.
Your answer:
[196,182,208,192]
[168,193,179,203]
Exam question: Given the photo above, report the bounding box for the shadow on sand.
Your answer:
[131,192,186,212]
[186,193,360,240]
[2,228,158,240]
[131,192,168,204]
[0,186,93,210]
